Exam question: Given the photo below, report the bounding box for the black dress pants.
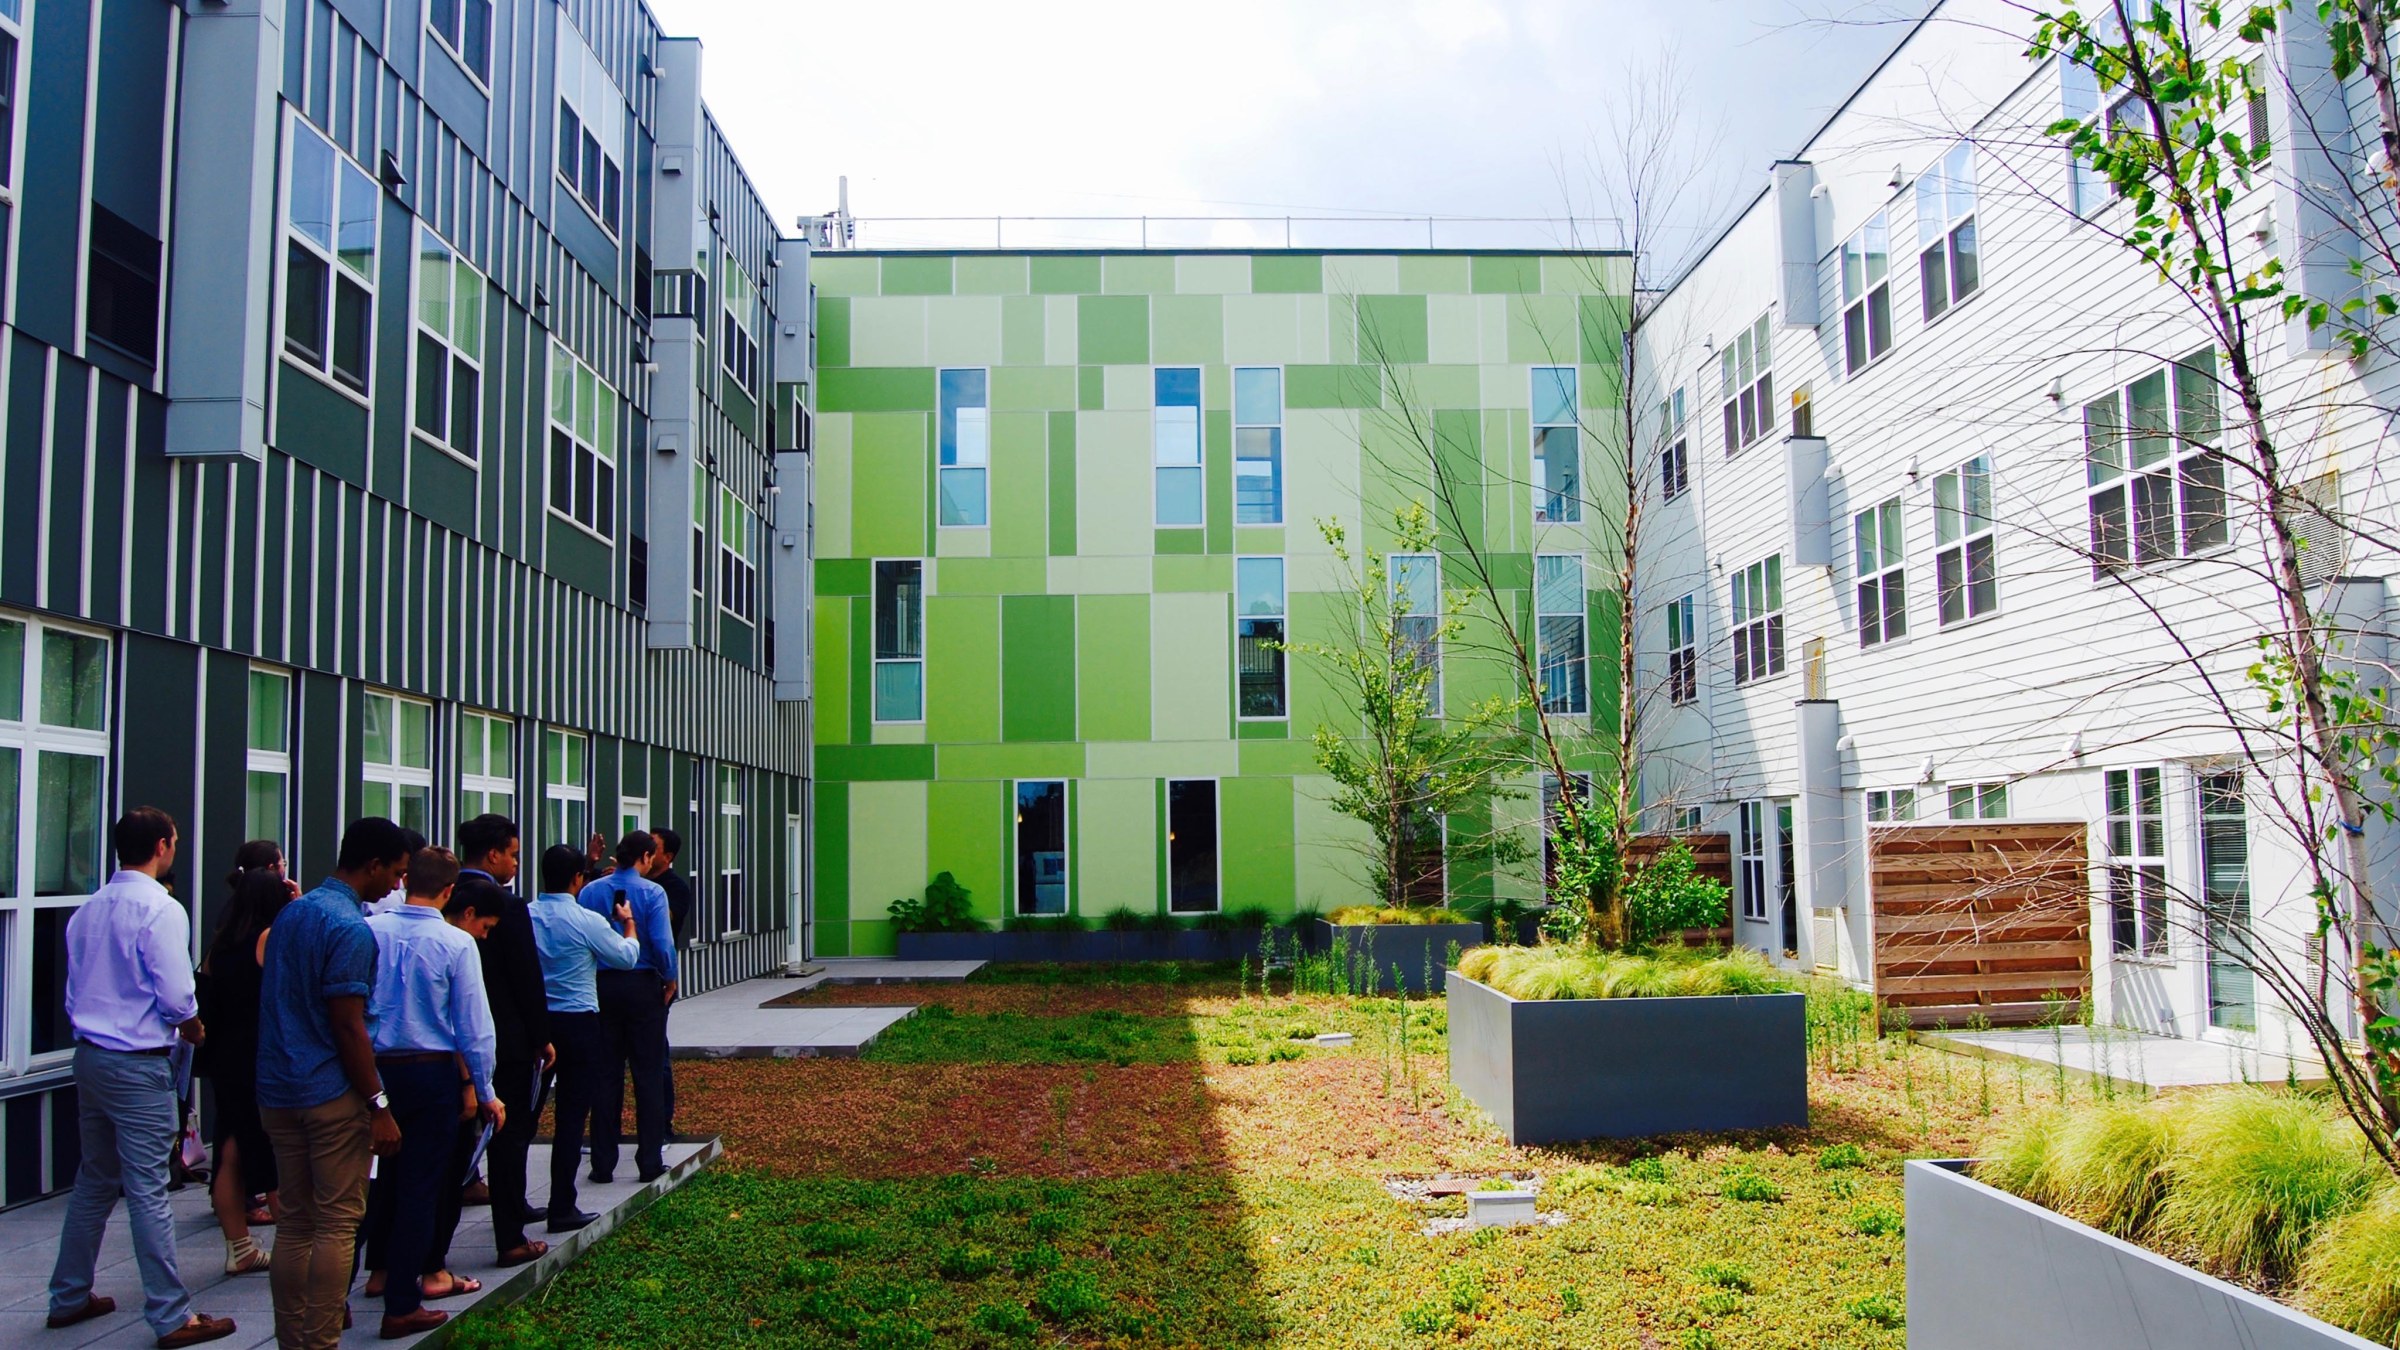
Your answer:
[545,1011,608,1218]
[593,968,668,1178]
[485,1056,541,1251]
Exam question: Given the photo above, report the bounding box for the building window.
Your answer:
[617,794,647,843]
[282,116,378,396]
[717,764,745,935]
[2201,770,2255,1029]
[0,615,111,1069]
[2058,55,2112,216]
[1719,313,1774,455]
[691,461,708,601]
[1866,787,1917,822]
[1541,772,1594,894]
[459,710,513,820]
[1666,593,1697,705]
[426,0,492,83]
[1534,553,1588,714]
[547,340,619,541]
[1154,367,1203,527]
[938,368,989,528]
[719,487,757,622]
[1854,497,1906,647]
[1736,800,1768,922]
[872,560,925,723]
[1235,557,1287,719]
[246,668,292,842]
[2104,767,2166,956]
[1235,366,1283,524]
[1948,782,2009,820]
[553,11,623,236]
[2085,350,2227,574]
[413,225,484,463]
[1392,553,1441,711]
[1934,455,1997,625]
[1730,554,1784,686]
[87,206,162,366]
[1918,142,1981,320]
[361,690,433,834]
[542,728,588,854]
[1014,780,1068,915]
[1659,387,1690,501]
[1167,779,1219,913]
[1840,210,1893,373]
[0,22,18,193]
[721,259,760,393]
[1533,366,1580,522]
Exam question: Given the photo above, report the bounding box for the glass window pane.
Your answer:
[332,278,371,390]
[32,905,74,1054]
[1153,366,1199,409]
[40,630,106,730]
[543,728,563,782]
[1153,405,1200,467]
[1236,558,1284,616]
[1156,466,1204,526]
[952,406,989,468]
[0,617,19,721]
[1947,142,1977,218]
[1854,509,1878,573]
[1536,426,1581,521]
[939,467,989,527]
[1532,367,1575,425]
[0,746,16,895]
[337,163,377,277]
[1167,780,1219,913]
[1916,170,1945,247]
[1234,367,1281,425]
[873,661,924,722]
[1234,427,1281,525]
[565,732,585,783]
[1934,473,1961,545]
[455,264,483,362]
[34,750,102,895]
[1864,212,1888,285]
[291,129,335,249]
[874,561,924,658]
[246,769,286,842]
[1236,619,1286,718]
[364,694,393,767]
[2175,351,2220,444]
[398,784,432,836]
[1393,555,1439,616]
[2128,371,2171,467]
[551,343,574,425]
[398,699,430,768]
[248,671,288,753]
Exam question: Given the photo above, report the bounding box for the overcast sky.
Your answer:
[644,0,1926,257]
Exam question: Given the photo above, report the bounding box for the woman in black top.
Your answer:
[197,841,295,1275]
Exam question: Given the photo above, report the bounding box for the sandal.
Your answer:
[418,1272,481,1300]
[495,1241,548,1267]
[223,1247,272,1276]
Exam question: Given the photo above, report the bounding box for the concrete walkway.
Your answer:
[0,1138,718,1348]
[801,958,983,987]
[669,975,921,1058]
[1925,1024,2328,1089]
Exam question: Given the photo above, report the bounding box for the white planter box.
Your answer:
[1466,1190,1538,1227]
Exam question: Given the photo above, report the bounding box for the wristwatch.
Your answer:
[368,1089,391,1112]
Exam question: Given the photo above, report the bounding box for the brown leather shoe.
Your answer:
[46,1295,113,1328]
[154,1313,236,1348]
[460,1177,491,1206]
[378,1307,449,1340]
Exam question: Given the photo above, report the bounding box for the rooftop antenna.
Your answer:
[803,176,856,249]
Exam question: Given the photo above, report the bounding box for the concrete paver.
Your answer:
[1927,1025,2327,1089]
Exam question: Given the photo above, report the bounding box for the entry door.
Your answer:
[787,813,808,961]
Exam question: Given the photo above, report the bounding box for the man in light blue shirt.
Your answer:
[529,846,638,1229]
[576,831,678,1184]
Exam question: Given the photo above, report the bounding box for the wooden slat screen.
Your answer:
[1869,821,2091,1027]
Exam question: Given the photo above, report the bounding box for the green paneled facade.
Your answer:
[811,251,1629,955]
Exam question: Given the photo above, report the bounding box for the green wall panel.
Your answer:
[1078,782,1156,914]
[816,558,870,596]
[1471,255,1543,293]
[992,365,1074,411]
[926,779,1007,922]
[819,366,935,413]
[1076,296,1150,365]
[1002,593,1077,742]
[939,742,1086,780]
[1286,365,1382,410]
[1251,255,1322,293]
[1047,412,1078,556]
[814,780,851,955]
[1221,776,1297,909]
[1152,294,1224,363]
[926,594,1000,744]
[1077,594,1151,743]
[1001,295,1046,365]
[818,743,937,782]
[1031,255,1104,294]
[848,780,929,944]
[937,556,1047,594]
[956,255,1030,295]
[1358,293,1429,365]
[850,412,929,558]
[1153,555,1229,592]
[1154,528,1204,555]
[990,413,1048,557]
[882,255,955,295]
[815,598,852,747]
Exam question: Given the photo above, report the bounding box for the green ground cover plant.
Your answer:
[1327,905,1471,926]
[1455,942,1795,1000]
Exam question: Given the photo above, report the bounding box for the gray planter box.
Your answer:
[1905,1159,2377,1349]
[1315,920,1484,994]
[1445,971,1807,1144]
[1466,1189,1538,1227]
[893,928,1270,964]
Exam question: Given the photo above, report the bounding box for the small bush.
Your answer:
[777,1258,838,1289]
[1560,1286,1583,1314]
[1680,1330,1722,1350]
[1476,1176,1520,1192]
[1697,1289,1744,1316]
[793,1221,872,1256]
[1008,1243,1062,1277]
[1264,1041,1304,1063]
[1222,1044,1260,1066]
[1817,1142,1868,1171]
[1623,1156,1671,1184]
[1033,1268,1109,1323]
[970,1301,1038,1338]
[2297,1186,2400,1344]
[1398,1302,1452,1335]
[1457,943,1796,1000]
[1621,1181,1681,1207]
[2152,1088,2375,1281]
[1026,1209,1072,1240]
[1845,1292,1905,1328]
[889,871,983,934]
[1444,1266,1484,1314]
[1695,1261,1752,1292]
[1284,1023,1321,1040]
[934,1243,997,1280]
[1721,1170,1782,1203]
[1849,1203,1903,1237]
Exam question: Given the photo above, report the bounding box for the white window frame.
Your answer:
[1948,782,2009,820]
[691,459,709,600]
[1391,552,1441,713]
[1532,365,1581,523]
[546,339,619,543]
[2104,766,2168,958]
[1730,554,1785,686]
[1934,455,1998,626]
[1737,800,1768,923]
[1666,592,1697,705]
[1153,366,1204,528]
[278,110,378,405]
[1840,209,1893,374]
[424,0,492,89]
[552,11,624,239]
[871,558,926,725]
[1719,312,1774,455]
[2199,768,2255,1029]
[721,256,760,393]
[1658,386,1689,502]
[0,0,28,206]
[1866,788,1917,823]
[458,708,514,821]
[1917,142,1981,322]
[542,727,589,855]
[2085,350,2228,576]
[719,485,757,623]
[0,612,113,1079]
[717,763,745,937]
[361,689,434,835]
[937,367,990,529]
[1234,365,1283,525]
[1013,779,1071,916]
[1234,556,1288,721]
[1164,777,1222,914]
[1854,497,1907,648]
[1534,553,1588,715]
[245,665,292,843]
[2058,54,2112,217]
[617,794,648,843]
[411,222,484,466]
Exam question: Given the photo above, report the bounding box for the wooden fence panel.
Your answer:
[1869,821,2091,1028]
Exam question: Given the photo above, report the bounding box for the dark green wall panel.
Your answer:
[1001,594,1075,743]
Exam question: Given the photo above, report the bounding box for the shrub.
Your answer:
[1849,1203,1903,1237]
[1697,1289,1744,1316]
[888,871,983,934]
[793,1221,872,1256]
[2151,1088,2374,1281]
[2297,1186,2400,1344]
[1222,1044,1260,1066]
[1623,840,1730,947]
[1026,1209,1072,1239]
[1845,1292,1905,1328]
[1398,1301,1452,1335]
[1476,1176,1520,1192]
[1033,1268,1109,1323]
[934,1242,998,1280]
[1264,1041,1304,1063]
[1623,1156,1671,1184]
[1444,1266,1483,1314]
[1456,943,1795,1000]
[1100,906,1146,932]
[1816,1142,1868,1171]
[1680,1330,1721,1350]
[1721,1170,1782,1203]
[1695,1261,1752,1292]
[970,1301,1038,1339]
[1009,1243,1061,1277]
[1227,903,1276,929]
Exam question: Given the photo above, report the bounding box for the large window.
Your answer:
[1659,387,1689,502]
[1534,553,1588,715]
[1235,557,1287,719]
[2104,767,2166,957]
[459,710,513,820]
[361,690,433,834]
[1731,554,1784,686]
[1934,455,1997,625]
[553,12,623,237]
[717,764,745,935]
[1541,772,1593,894]
[542,728,588,854]
[282,116,378,396]
[1154,367,1203,527]
[2058,56,2112,216]
[547,341,619,540]
[87,206,163,366]
[1854,497,1906,647]
[1949,782,2008,819]
[721,259,761,393]
[1392,553,1441,711]
[1,616,110,1072]
[1737,800,1768,922]
[0,13,19,194]
[1840,210,1893,373]
[872,560,925,723]
[2085,351,2227,574]
[1917,143,1981,320]
[1666,593,1697,705]
[720,487,756,622]
[427,0,492,83]
[1719,313,1774,455]
[2201,770,2255,1030]
[246,668,291,842]
[1235,367,1284,524]
[1166,779,1219,913]
[1533,366,1580,523]
[1014,780,1068,915]
[938,368,989,527]
[413,225,484,463]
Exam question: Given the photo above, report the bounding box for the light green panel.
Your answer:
[956,255,1031,295]
[1077,594,1151,742]
[1077,782,1157,914]
[872,723,928,745]
[1152,554,1231,592]
[814,416,854,558]
[937,527,991,557]
[1323,255,1400,295]
[1400,255,1471,294]
[1251,255,1322,293]
[1086,740,1238,780]
[815,598,852,747]
[1079,295,1151,363]
[1151,591,1229,744]
[849,412,928,558]
[938,742,1085,780]
[1545,254,1624,294]
[1031,255,1103,293]
[1002,297,1046,365]
[1282,411,1362,541]
[850,297,929,366]
[1074,411,1151,558]
[926,780,1008,921]
[1478,297,1514,366]
[1044,296,1079,365]
[1177,255,1251,294]
[882,256,955,296]
[1286,588,1350,735]
[937,556,1047,594]
[849,779,929,922]
[925,595,999,744]
[992,364,1074,411]
[1104,254,1176,294]
[1293,295,1334,362]
[1237,739,1318,776]
[1356,294,1428,366]
[1295,774,1372,911]
[1049,555,1153,594]
[1101,365,1151,410]
[1220,777,1297,910]
[1222,294,1304,365]
[1233,526,1285,554]
[925,297,1004,366]
[1472,255,1543,293]
[1327,293,1358,364]
[1507,294,1580,366]
[991,413,1048,557]
[1479,364,1531,412]
[1491,774,1544,902]
[813,256,880,296]
[1391,362,1479,411]
[1152,295,1225,364]
[1426,294,1483,365]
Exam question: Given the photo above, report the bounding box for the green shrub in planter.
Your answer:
[1980,1098,2179,1239]
[889,871,983,934]
[2151,1087,2375,1281]
[2298,1185,2400,1343]
[1455,942,1792,1000]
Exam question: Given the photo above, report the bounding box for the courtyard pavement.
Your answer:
[1927,1024,2328,1089]
[664,961,983,1060]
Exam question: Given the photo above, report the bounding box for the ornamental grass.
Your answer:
[1455,942,1792,1000]
[1326,905,1469,925]
[2296,1184,2400,1345]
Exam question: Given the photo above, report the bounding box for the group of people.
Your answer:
[43,806,694,1348]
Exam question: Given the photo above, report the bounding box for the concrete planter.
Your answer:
[893,928,1271,964]
[1444,971,1807,1144]
[1904,1159,2377,1349]
[1466,1189,1539,1228]
[1315,920,1484,994]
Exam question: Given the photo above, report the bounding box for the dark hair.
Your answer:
[336,817,412,872]
[539,844,587,894]
[208,867,291,975]
[113,807,177,868]
[225,838,283,887]
[649,826,683,860]
[406,846,461,899]
[400,827,427,855]
[457,814,517,865]
[612,830,655,869]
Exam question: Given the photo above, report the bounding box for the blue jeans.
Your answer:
[48,1043,193,1337]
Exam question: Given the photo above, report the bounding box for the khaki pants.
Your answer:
[261,1093,371,1350]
